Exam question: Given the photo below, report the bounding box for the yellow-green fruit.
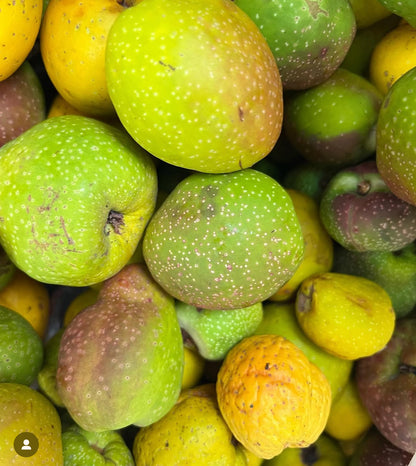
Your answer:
[349,0,392,29]
[295,272,395,360]
[133,384,257,465]
[270,189,333,302]
[325,378,373,441]
[254,302,352,401]
[181,346,205,390]
[0,383,63,464]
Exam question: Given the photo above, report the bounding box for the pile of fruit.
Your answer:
[1,0,416,464]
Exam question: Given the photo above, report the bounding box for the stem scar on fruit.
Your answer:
[105,210,124,235]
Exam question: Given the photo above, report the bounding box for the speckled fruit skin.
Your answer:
[355,318,416,454]
[133,384,258,466]
[233,0,356,90]
[143,169,304,310]
[0,115,157,286]
[320,160,416,252]
[0,0,42,81]
[216,334,332,459]
[376,66,416,206]
[176,300,263,360]
[295,272,396,360]
[283,68,383,167]
[0,383,63,464]
[56,264,184,432]
[106,0,283,173]
[377,0,416,28]
[0,61,46,147]
[0,306,44,385]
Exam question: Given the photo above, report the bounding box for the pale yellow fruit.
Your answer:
[0,383,63,464]
[325,378,372,441]
[0,270,50,339]
[0,0,42,81]
[40,0,123,116]
[269,189,333,302]
[216,334,332,460]
[370,22,416,94]
[181,346,205,390]
[295,272,395,360]
[63,287,99,327]
[133,384,258,465]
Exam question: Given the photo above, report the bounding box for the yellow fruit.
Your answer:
[269,190,333,302]
[295,272,395,360]
[325,378,373,441]
[0,383,63,464]
[63,287,99,327]
[40,0,122,116]
[47,93,86,118]
[349,0,392,29]
[133,384,258,465]
[0,270,50,339]
[0,0,43,81]
[369,22,416,94]
[181,346,205,390]
[216,334,332,459]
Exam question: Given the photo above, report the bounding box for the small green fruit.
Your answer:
[106,0,283,173]
[143,169,304,310]
[0,305,43,385]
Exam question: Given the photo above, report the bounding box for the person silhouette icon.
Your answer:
[21,439,31,450]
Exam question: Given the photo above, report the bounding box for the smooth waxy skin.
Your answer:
[0,383,63,464]
[106,0,283,173]
[320,161,416,252]
[216,335,332,459]
[133,384,258,466]
[0,115,157,286]
[377,0,416,28]
[295,272,396,360]
[56,264,184,431]
[0,0,42,81]
[233,0,356,90]
[143,169,304,310]
[0,306,44,385]
[376,66,416,206]
[0,61,46,147]
[355,318,416,454]
[283,69,383,167]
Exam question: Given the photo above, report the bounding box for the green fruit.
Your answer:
[0,115,157,286]
[56,263,184,431]
[0,305,43,385]
[0,382,63,464]
[63,424,134,466]
[283,68,383,167]
[376,66,416,206]
[233,0,356,89]
[143,169,304,310]
[254,302,352,401]
[0,245,16,291]
[106,0,283,173]
[176,301,263,360]
[377,0,416,28]
[133,384,256,466]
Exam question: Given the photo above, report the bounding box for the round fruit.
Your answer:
[376,66,416,206]
[0,1,43,81]
[370,22,416,95]
[0,306,44,385]
[216,334,331,459]
[0,270,50,339]
[0,383,63,464]
[295,272,396,360]
[143,169,304,310]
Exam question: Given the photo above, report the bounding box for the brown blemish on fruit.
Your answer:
[60,216,74,245]
[238,106,244,121]
[305,0,328,19]
[106,210,124,235]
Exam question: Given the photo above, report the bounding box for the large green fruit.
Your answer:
[106,0,283,173]
[143,169,304,310]
[56,264,184,431]
[0,115,157,286]
[233,0,356,90]
[376,66,416,206]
